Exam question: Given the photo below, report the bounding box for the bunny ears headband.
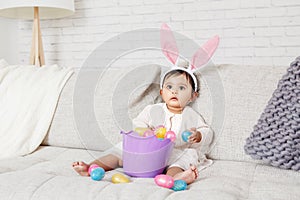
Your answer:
[160,23,220,91]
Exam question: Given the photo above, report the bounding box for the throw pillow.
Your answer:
[244,56,300,171]
[0,59,8,68]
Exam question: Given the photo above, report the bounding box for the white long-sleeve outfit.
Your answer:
[132,103,213,170]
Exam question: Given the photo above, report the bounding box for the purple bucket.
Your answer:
[121,131,174,178]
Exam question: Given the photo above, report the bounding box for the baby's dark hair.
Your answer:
[162,69,199,93]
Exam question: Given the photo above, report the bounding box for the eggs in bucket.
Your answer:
[121,125,176,178]
[155,126,166,139]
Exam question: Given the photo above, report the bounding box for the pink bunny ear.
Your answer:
[160,23,179,65]
[191,35,220,70]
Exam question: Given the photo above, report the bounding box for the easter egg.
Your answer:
[155,127,167,139]
[111,173,130,184]
[154,174,174,189]
[90,167,105,181]
[88,164,100,175]
[181,130,192,142]
[143,129,155,137]
[171,180,187,191]
[134,127,150,136]
[164,131,176,142]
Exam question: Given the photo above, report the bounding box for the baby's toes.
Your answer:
[72,161,79,167]
[72,161,86,168]
[195,169,199,178]
[190,165,198,179]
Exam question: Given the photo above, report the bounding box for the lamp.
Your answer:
[0,0,74,66]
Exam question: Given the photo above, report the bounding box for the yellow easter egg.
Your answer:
[111,173,130,184]
[134,127,149,136]
[155,127,166,139]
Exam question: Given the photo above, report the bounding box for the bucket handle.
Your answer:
[120,130,134,135]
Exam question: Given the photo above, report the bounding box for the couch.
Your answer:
[0,59,299,200]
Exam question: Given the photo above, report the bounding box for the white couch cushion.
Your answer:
[194,64,287,162]
[0,146,299,200]
[43,65,162,151]
[44,63,288,164]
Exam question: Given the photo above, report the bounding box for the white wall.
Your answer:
[16,0,300,68]
[0,18,18,64]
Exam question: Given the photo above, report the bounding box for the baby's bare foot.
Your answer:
[72,161,89,176]
[173,165,198,184]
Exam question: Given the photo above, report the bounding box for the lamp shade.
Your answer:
[0,0,74,19]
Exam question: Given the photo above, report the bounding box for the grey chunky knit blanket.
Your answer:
[244,56,300,171]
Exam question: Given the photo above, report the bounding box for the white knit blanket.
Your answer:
[0,61,73,158]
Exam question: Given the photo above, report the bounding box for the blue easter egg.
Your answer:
[91,167,105,181]
[181,131,192,142]
[172,180,187,191]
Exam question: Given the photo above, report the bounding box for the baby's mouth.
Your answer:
[170,97,178,101]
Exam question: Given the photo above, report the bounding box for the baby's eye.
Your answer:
[166,85,172,90]
[179,86,186,90]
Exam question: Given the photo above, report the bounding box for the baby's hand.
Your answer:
[187,127,202,144]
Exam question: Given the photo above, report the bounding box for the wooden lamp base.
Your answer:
[30,7,45,67]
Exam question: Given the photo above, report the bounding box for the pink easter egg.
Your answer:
[88,164,100,175]
[143,130,155,137]
[154,174,174,189]
[164,131,176,142]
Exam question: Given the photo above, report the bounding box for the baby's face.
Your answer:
[161,74,194,113]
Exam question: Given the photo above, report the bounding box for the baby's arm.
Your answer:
[188,127,202,143]
[132,105,152,129]
[188,122,212,151]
